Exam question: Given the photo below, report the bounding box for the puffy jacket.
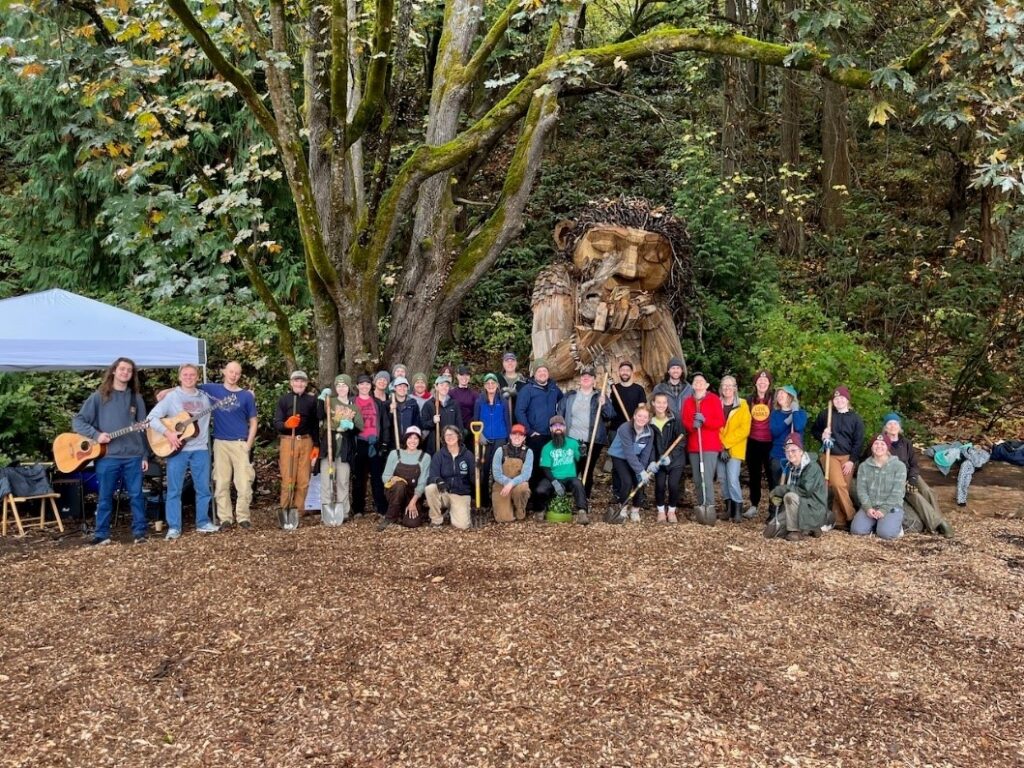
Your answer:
[515,379,563,436]
[607,421,655,475]
[720,398,752,461]
[428,447,475,497]
[557,389,609,446]
[769,408,808,460]
[681,393,725,453]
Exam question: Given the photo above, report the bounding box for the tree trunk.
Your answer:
[979,185,1008,264]
[945,129,973,244]
[820,79,851,233]
[779,0,803,255]
[721,0,744,178]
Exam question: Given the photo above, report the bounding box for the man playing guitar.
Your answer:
[72,357,151,545]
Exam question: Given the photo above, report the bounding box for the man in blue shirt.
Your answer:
[200,361,258,529]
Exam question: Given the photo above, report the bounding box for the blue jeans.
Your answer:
[166,449,212,531]
[95,456,146,540]
[717,456,743,503]
[851,507,904,540]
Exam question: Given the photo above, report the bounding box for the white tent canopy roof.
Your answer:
[0,289,207,371]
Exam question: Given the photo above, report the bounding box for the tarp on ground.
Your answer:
[0,288,207,371]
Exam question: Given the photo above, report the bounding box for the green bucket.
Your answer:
[545,509,574,523]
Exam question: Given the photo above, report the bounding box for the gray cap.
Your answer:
[290,370,308,381]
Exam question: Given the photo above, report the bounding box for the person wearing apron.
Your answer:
[491,424,534,522]
[380,426,432,530]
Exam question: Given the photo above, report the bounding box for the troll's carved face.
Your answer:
[560,224,672,292]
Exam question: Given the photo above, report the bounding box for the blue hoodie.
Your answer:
[607,421,655,475]
[515,379,563,436]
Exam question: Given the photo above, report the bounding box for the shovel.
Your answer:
[605,434,685,523]
[694,402,716,526]
[469,421,485,527]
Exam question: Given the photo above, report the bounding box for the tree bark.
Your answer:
[820,79,851,233]
[979,185,1008,264]
[779,0,803,255]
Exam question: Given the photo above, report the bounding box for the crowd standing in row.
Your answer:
[73,354,954,545]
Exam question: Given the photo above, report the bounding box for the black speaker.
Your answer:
[52,478,84,520]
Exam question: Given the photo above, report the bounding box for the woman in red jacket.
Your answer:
[681,372,725,523]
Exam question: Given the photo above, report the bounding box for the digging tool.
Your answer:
[434,390,441,453]
[580,345,611,488]
[391,391,400,451]
[280,395,300,530]
[605,434,685,523]
[824,401,833,484]
[469,420,485,526]
[694,401,716,526]
[322,395,342,526]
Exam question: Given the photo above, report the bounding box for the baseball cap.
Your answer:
[290,370,308,380]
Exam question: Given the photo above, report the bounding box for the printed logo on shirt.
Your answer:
[549,447,575,465]
[458,461,469,474]
[751,403,770,421]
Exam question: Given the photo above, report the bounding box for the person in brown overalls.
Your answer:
[491,424,534,522]
[379,426,432,530]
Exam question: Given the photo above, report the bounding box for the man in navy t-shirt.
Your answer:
[199,361,258,528]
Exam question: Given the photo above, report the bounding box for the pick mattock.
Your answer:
[605,434,685,523]
[469,420,485,526]
[434,389,441,453]
[281,394,300,530]
[581,344,611,488]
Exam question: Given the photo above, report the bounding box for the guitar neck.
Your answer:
[107,422,146,440]
[179,396,235,427]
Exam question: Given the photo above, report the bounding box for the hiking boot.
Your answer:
[805,527,822,539]
[936,521,954,538]
[219,521,233,531]
[575,510,590,526]
[743,505,759,520]
[785,530,806,542]
[89,537,112,547]
[239,521,252,530]
[629,508,641,523]
[377,517,391,532]
[667,509,679,524]
[533,511,546,523]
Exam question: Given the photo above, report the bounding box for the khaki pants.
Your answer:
[425,484,472,529]
[279,435,313,509]
[821,454,855,526]
[320,458,351,525]
[782,492,802,532]
[491,481,531,522]
[213,440,255,523]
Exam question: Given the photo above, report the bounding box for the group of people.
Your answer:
[72,354,954,545]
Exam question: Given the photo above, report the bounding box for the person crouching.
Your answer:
[536,415,589,525]
[852,433,907,540]
[491,424,533,522]
[764,433,827,542]
[425,425,475,529]
[379,426,432,530]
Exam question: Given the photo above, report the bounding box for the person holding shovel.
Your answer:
[421,374,463,455]
[607,404,656,523]
[317,374,363,526]
[681,373,725,524]
[556,365,608,496]
[390,376,422,437]
[718,375,751,523]
[273,370,319,530]
[811,385,865,531]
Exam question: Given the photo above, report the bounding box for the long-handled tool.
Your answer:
[280,395,299,530]
[323,395,337,524]
[469,421,484,508]
[605,434,685,523]
[391,391,400,451]
[694,400,715,526]
[434,390,441,453]
[581,370,609,487]
[823,401,833,484]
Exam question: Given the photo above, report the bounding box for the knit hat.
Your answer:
[356,373,372,385]
[783,433,803,449]
[833,385,851,400]
[872,432,888,448]
[392,376,409,388]
[780,384,798,399]
[882,412,901,427]
[549,414,566,428]
[532,359,549,374]
[412,372,427,384]
[391,362,407,375]
[290,370,308,381]
[374,370,391,385]
[457,364,471,375]
[483,373,499,383]
[334,374,352,388]
[667,357,685,372]
[511,423,527,436]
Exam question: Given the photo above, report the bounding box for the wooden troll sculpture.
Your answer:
[530,197,692,390]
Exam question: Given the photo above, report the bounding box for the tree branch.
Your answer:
[346,0,395,147]
[461,0,520,87]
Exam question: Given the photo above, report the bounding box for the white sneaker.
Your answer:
[629,508,641,523]
[197,523,220,534]
[164,528,181,541]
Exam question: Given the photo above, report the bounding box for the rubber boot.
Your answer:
[730,499,742,523]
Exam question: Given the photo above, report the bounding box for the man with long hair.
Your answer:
[72,357,150,545]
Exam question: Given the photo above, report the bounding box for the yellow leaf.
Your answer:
[867,100,896,126]
[18,62,46,79]
[990,148,1008,163]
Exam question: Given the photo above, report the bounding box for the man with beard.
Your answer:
[536,415,589,524]
[651,357,691,418]
[515,359,563,506]
[605,360,648,497]
[556,365,607,495]
[421,374,464,455]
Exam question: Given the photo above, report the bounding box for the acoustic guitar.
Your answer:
[147,394,238,458]
[52,422,150,474]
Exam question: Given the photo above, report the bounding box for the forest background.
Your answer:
[1,0,1021,465]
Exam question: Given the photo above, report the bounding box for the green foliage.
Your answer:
[752,303,894,439]
[668,130,779,378]
[546,491,573,517]
[0,372,98,466]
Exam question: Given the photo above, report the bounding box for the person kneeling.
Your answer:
[425,425,475,529]
[536,415,590,525]
[492,424,534,522]
[380,426,432,530]
[764,434,827,542]
[851,433,907,540]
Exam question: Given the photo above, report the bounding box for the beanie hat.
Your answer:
[882,412,901,427]
[834,385,851,400]
[374,370,391,385]
[532,359,549,374]
[412,372,427,384]
[667,357,685,371]
[549,414,566,428]
[783,433,803,449]
[334,374,352,388]
[780,384,798,399]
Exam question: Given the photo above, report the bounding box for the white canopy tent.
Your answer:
[0,289,207,372]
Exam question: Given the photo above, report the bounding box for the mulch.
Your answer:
[3,472,1024,768]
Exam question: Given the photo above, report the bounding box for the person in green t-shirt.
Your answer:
[537,415,590,524]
